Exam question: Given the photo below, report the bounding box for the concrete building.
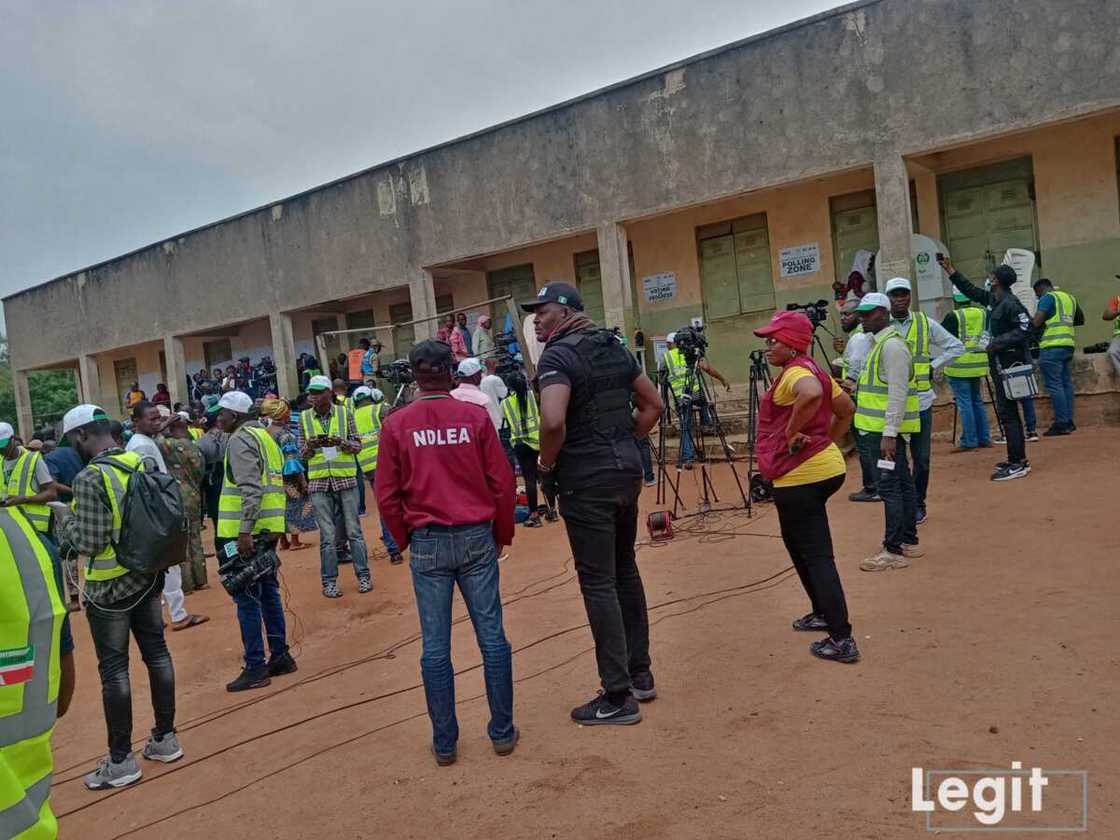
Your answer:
[6,0,1120,436]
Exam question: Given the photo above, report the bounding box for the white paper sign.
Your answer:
[321,446,339,462]
[642,272,678,303]
[779,243,820,278]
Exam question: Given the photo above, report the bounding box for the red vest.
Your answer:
[756,357,834,481]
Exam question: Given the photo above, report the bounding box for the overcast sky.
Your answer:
[0,0,839,325]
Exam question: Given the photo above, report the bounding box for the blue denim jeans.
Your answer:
[948,376,991,449]
[854,428,879,493]
[366,472,400,555]
[861,432,917,555]
[409,522,514,755]
[311,487,370,584]
[1038,346,1075,426]
[217,538,289,670]
[676,399,711,465]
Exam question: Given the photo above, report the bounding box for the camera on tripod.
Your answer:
[381,359,415,386]
[785,299,830,328]
[672,325,708,362]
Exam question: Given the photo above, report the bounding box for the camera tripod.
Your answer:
[744,349,774,514]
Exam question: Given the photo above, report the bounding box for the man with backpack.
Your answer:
[55,404,183,790]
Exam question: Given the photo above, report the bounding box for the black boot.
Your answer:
[226,666,271,692]
[267,652,298,677]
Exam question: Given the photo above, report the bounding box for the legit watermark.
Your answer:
[911,763,1087,831]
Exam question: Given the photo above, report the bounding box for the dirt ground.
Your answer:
[50,430,1118,839]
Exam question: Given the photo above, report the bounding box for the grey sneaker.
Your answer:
[322,581,342,599]
[357,576,373,594]
[142,731,183,763]
[84,754,142,790]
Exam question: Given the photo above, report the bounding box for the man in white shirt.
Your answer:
[479,359,509,432]
[451,358,502,430]
[127,401,207,631]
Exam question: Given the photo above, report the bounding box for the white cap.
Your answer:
[61,404,111,436]
[369,388,384,402]
[666,331,677,344]
[0,422,13,444]
[856,292,891,312]
[157,405,171,419]
[456,358,482,377]
[217,391,253,414]
[884,277,912,294]
[307,374,332,391]
[175,410,191,421]
[352,386,372,402]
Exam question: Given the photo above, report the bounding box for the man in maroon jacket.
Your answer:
[376,340,517,766]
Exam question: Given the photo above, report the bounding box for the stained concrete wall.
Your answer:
[7,0,1120,373]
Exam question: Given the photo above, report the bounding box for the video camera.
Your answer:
[381,359,415,386]
[785,299,830,328]
[490,330,524,379]
[218,537,279,596]
[672,325,708,363]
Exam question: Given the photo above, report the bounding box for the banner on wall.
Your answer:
[778,243,820,278]
[642,272,678,303]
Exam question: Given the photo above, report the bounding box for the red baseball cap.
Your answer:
[753,310,813,353]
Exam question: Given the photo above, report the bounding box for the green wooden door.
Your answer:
[387,303,414,361]
[733,221,775,314]
[831,204,879,284]
[487,264,536,328]
[698,236,740,320]
[574,250,606,326]
[698,214,773,321]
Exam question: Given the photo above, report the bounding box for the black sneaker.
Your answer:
[991,461,1030,482]
[1043,424,1071,437]
[544,508,559,523]
[791,612,828,632]
[809,636,860,663]
[389,552,404,565]
[523,514,542,528]
[1026,431,1040,443]
[630,672,657,702]
[226,667,271,692]
[570,691,642,725]
[848,488,881,502]
[1069,421,1077,432]
[267,652,298,677]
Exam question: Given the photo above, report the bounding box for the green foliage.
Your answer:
[0,334,79,432]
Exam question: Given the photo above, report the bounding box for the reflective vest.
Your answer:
[85,451,144,582]
[3,451,51,535]
[352,403,383,475]
[187,427,203,442]
[945,306,989,379]
[854,328,920,434]
[217,425,286,539]
[1039,289,1077,349]
[840,324,864,380]
[0,507,64,840]
[663,347,690,398]
[900,311,932,392]
[502,392,540,449]
[299,406,358,480]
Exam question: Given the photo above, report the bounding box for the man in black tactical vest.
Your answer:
[523,283,664,726]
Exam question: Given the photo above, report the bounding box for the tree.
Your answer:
[0,335,79,433]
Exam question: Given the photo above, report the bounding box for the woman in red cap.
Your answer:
[753,311,860,663]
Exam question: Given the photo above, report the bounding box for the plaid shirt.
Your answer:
[56,448,156,606]
[299,408,361,494]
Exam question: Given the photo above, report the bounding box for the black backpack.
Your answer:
[95,457,188,574]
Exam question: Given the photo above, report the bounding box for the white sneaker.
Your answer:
[859,551,909,572]
[84,754,142,790]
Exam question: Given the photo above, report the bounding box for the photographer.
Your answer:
[662,330,729,469]
[215,391,296,692]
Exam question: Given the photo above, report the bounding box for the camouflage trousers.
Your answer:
[179,517,208,593]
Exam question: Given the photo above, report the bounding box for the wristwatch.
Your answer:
[537,459,556,473]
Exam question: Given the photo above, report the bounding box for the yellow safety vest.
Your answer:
[299,406,358,481]
[187,427,203,442]
[840,324,864,380]
[663,347,690,397]
[900,311,932,392]
[1039,289,1077,349]
[352,403,383,475]
[217,425,286,539]
[945,306,989,379]
[502,392,540,449]
[3,451,51,535]
[84,451,144,582]
[0,507,64,840]
[854,328,920,434]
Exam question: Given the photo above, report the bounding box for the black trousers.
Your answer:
[85,580,176,762]
[771,474,851,640]
[513,442,539,512]
[559,480,651,703]
[990,361,1027,465]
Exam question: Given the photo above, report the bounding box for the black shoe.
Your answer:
[267,652,298,677]
[544,508,559,523]
[570,691,641,725]
[523,514,542,528]
[1069,421,1077,432]
[1043,424,1071,437]
[991,461,1031,481]
[792,612,828,632]
[630,672,657,702]
[809,636,860,663]
[226,667,271,692]
[848,488,881,502]
[389,552,404,565]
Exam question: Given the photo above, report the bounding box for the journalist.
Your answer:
[753,311,859,662]
[661,330,729,469]
[216,391,296,692]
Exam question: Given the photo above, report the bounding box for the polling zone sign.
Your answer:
[779,243,820,278]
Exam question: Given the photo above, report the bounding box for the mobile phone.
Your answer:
[936,252,945,261]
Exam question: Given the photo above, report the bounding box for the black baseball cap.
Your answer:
[409,339,455,373]
[519,282,583,313]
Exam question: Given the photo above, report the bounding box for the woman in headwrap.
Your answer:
[258,398,315,550]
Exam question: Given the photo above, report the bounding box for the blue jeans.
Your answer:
[311,487,370,584]
[218,538,289,671]
[366,472,400,555]
[1038,346,1075,426]
[861,432,917,555]
[409,522,514,755]
[676,399,711,465]
[854,428,879,493]
[948,376,991,449]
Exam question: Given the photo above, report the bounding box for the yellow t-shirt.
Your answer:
[770,366,846,488]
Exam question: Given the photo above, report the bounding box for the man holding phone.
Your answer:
[299,375,370,598]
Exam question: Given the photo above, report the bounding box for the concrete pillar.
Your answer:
[13,370,33,440]
[596,222,633,333]
[78,353,101,406]
[409,269,438,341]
[163,335,187,407]
[873,152,915,291]
[269,312,300,399]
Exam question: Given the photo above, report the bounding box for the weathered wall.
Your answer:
[7,0,1120,371]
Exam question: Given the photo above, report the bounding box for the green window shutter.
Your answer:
[575,251,605,326]
[733,227,775,314]
[698,235,740,319]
